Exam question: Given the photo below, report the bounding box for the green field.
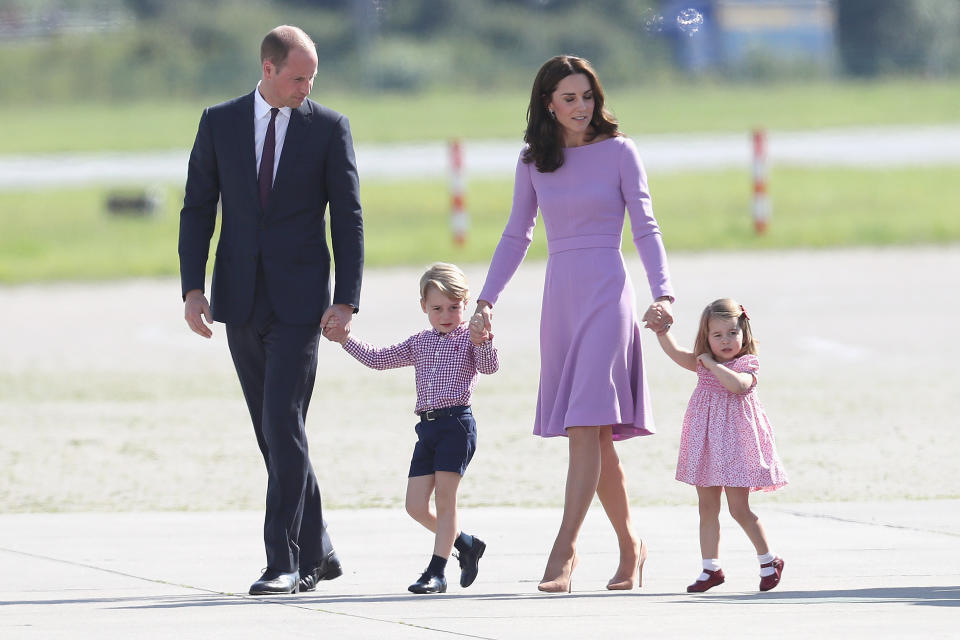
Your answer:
[3,79,957,283]
[2,79,960,153]
[2,166,957,283]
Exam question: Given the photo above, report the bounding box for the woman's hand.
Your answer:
[469,313,490,345]
[642,297,673,334]
[473,300,493,333]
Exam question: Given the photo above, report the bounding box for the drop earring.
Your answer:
[548,109,556,120]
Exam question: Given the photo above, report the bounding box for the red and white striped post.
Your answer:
[449,139,469,246]
[752,129,770,235]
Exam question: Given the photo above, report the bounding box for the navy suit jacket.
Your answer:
[178,91,363,325]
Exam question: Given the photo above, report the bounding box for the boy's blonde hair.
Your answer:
[419,262,470,302]
[693,298,758,360]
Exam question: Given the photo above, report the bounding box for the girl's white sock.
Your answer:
[698,558,721,581]
[758,552,777,577]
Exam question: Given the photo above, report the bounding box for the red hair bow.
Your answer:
[739,304,750,320]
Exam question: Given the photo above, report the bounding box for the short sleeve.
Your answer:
[732,354,759,389]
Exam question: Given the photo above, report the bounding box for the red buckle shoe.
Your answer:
[759,557,784,592]
[687,568,725,593]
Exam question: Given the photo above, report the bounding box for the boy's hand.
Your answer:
[470,328,491,346]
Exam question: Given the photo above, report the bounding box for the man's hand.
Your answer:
[323,313,349,344]
[184,289,213,338]
[321,303,354,344]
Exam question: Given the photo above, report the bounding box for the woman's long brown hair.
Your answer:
[522,55,620,173]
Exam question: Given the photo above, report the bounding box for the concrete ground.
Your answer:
[1,501,957,639]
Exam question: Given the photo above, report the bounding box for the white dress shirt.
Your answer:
[253,82,292,187]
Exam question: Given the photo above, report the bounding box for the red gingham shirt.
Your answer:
[343,324,499,414]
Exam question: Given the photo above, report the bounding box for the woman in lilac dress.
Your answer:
[472,56,674,592]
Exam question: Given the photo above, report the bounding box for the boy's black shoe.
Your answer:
[408,571,447,594]
[456,536,486,588]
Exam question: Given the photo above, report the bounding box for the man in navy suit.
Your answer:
[178,25,363,595]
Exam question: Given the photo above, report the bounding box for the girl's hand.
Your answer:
[696,352,715,367]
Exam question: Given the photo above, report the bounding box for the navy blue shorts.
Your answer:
[408,406,477,477]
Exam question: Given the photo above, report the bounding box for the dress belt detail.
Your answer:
[547,234,621,255]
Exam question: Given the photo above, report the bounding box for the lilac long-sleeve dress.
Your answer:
[479,136,674,440]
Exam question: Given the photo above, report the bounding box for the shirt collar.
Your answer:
[254,81,292,121]
[431,323,467,338]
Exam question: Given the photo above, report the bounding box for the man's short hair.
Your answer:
[260,25,315,69]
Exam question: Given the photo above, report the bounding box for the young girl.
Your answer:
[654,298,788,593]
[324,262,498,594]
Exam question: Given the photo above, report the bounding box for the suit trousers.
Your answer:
[225,262,333,574]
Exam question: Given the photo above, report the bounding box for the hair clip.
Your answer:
[739,304,749,320]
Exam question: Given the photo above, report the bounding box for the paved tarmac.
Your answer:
[3,124,960,188]
[1,500,957,639]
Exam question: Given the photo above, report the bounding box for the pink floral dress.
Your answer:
[676,355,788,492]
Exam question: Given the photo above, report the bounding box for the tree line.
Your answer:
[0,0,957,103]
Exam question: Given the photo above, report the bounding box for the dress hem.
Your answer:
[534,423,656,441]
[676,477,789,493]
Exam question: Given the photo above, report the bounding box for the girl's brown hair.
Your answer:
[522,55,621,173]
[693,298,758,360]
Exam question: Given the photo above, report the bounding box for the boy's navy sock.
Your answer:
[454,532,474,554]
[426,554,447,577]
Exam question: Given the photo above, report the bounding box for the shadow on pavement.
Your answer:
[3,585,957,610]
[681,586,960,607]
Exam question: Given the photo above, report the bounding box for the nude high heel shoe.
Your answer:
[606,539,647,590]
[538,554,578,593]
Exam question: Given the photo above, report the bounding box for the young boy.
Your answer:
[323,262,499,593]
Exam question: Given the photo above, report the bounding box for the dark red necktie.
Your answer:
[258,107,279,211]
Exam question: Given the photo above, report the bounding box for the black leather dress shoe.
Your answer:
[408,571,447,594]
[249,569,300,595]
[456,536,486,588]
[299,551,343,592]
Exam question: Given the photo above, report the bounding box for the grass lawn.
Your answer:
[1,166,957,284]
[1,79,959,153]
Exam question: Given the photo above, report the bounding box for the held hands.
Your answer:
[321,304,353,344]
[642,298,674,335]
[470,300,494,346]
[323,314,348,344]
[184,290,213,338]
[469,312,492,346]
